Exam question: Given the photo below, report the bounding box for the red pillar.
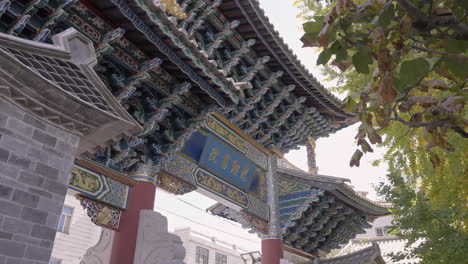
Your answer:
[110,181,156,264]
[261,236,283,264]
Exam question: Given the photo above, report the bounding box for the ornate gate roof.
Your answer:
[209,159,390,256]
[0,0,354,163]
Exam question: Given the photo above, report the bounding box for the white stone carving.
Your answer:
[134,210,186,264]
[80,229,115,264]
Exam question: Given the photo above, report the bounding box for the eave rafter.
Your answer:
[0,0,354,174]
[228,0,352,118]
[177,2,342,146]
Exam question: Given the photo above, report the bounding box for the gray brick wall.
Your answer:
[0,98,80,264]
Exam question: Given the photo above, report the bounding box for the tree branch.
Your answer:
[395,0,468,38]
[390,113,468,138]
[430,15,468,39]
[395,0,428,26]
[409,45,445,54]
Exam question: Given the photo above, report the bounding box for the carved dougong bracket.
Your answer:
[156,172,197,195]
[77,195,122,231]
[241,210,269,235]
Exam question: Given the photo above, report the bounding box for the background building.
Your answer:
[174,227,250,264]
[357,215,393,239]
[49,193,101,264]
[332,213,422,264]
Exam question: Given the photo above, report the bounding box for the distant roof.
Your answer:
[278,158,351,183]
[277,165,390,216]
[306,242,386,264]
[337,237,423,264]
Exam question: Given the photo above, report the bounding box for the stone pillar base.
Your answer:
[134,210,186,264]
[80,229,114,264]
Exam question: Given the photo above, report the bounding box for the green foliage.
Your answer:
[377,168,468,263]
[295,0,468,262]
[399,58,430,88]
[352,46,373,74]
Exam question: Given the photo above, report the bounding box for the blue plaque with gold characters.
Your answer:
[161,115,270,220]
[198,135,256,192]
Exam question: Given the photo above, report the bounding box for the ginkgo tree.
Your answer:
[295,0,467,262]
[299,0,467,167]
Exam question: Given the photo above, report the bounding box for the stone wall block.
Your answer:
[45,214,59,230]
[0,240,26,258]
[0,128,39,149]
[0,148,10,163]
[6,154,32,171]
[67,134,80,147]
[42,180,67,197]
[37,197,63,216]
[0,200,22,218]
[5,257,35,264]
[40,145,64,159]
[0,136,28,157]
[0,113,7,127]
[26,148,48,164]
[0,231,13,240]
[55,140,77,158]
[31,130,57,148]
[30,225,56,240]
[0,101,24,120]
[24,246,50,262]
[39,240,52,249]
[6,119,33,138]
[11,235,41,247]
[0,184,13,200]
[11,190,39,208]
[22,115,46,131]
[20,208,48,225]
[18,172,45,187]
[44,125,69,142]
[0,178,23,192]
[27,188,53,200]
[0,163,19,179]
[46,157,68,176]
[34,163,59,181]
[2,217,33,236]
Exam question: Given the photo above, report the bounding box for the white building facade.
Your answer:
[49,192,313,264]
[49,193,101,264]
[357,215,393,239]
[174,227,249,264]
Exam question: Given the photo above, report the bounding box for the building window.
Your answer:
[375,227,384,236]
[196,246,209,264]
[49,259,61,264]
[58,205,73,234]
[376,226,391,237]
[216,252,227,264]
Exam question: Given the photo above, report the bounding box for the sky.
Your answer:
[154,0,389,249]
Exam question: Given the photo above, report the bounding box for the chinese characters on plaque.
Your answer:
[199,135,256,191]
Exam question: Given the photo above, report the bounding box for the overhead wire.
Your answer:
[169,195,246,228]
[154,205,260,243]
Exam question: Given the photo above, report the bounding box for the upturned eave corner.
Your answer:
[0,30,142,157]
